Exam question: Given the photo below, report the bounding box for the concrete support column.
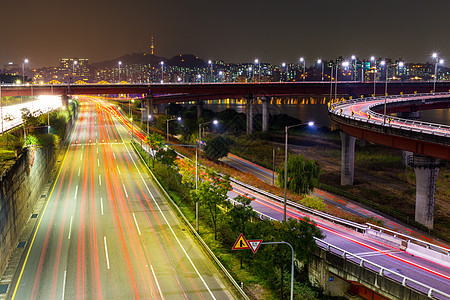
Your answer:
[340,131,356,186]
[261,96,269,132]
[410,155,440,229]
[397,112,419,166]
[197,100,204,120]
[246,96,254,135]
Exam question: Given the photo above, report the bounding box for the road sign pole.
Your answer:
[261,241,294,300]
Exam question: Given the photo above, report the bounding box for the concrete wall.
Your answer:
[308,248,430,300]
[0,146,57,274]
[406,243,450,267]
[365,228,403,249]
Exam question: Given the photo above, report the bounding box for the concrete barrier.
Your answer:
[406,243,450,268]
[365,228,403,249]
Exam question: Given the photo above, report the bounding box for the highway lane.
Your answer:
[228,184,450,297]
[8,97,235,299]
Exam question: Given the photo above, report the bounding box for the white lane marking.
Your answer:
[97,147,98,154]
[99,175,101,186]
[98,159,100,167]
[104,236,110,269]
[113,153,116,159]
[125,144,216,299]
[132,213,141,235]
[78,167,81,177]
[62,270,67,300]
[80,153,83,160]
[74,185,78,199]
[68,216,73,240]
[151,265,164,300]
[117,165,121,175]
[101,198,104,215]
[123,184,128,198]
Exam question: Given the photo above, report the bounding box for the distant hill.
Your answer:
[90,53,207,69]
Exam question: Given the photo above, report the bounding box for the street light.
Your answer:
[218,71,223,83]
[299,57,306,81]
[166,117,181,143]
[370,56,377,96]
[255,59,260,82]
[73,60,78,82]
[432,53,444,94]
[197,74,202,83]
[317,59,324,81]
[160,61,164,83]
[248,67,252,82]
[208,60,213,82]
[118,61,122,83]
[351,55,357,81]
[282,62,288,82]
[283,121,314,222]
[334,61,349,100]
[22,59,29,85]
[380,60,404,125]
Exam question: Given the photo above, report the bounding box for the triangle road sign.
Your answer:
[248,240,263,254]
[232,233,250,250]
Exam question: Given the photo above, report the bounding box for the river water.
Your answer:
[197,96,449,127]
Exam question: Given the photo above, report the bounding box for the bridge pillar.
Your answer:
[340,132,356,186]
[409,155,440,229]
[246,96,254,135]
[197,100,204,120]
[397,112,420,166]
[261,96,270,132]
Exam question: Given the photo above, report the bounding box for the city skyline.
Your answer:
[3,0,450,67]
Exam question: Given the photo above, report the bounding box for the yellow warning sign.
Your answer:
[232,233,250,250]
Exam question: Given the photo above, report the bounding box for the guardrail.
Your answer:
[329,92,450,137]
[366,223,450,257]
[315,238,450,300]
[229,176,367,233]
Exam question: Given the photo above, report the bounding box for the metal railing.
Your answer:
[315,238,450,300]
[329,92,450,138]
[366,223,450,257]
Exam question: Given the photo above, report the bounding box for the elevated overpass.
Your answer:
[329,92,450,228]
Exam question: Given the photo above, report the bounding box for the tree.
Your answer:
[145,132,165,168]
[277,154,320,195]
[191,170,231,240]
[156,147,177,166]
[203,135,233,160]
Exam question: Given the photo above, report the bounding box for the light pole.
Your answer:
[160,61,164,83]
[299,57,305,81]
[283,121,314,222]
[255,59,260,82]
[282,63,288,82]
[197,74,202,83]
[248,67,252,82]
[208,60,213,82]
[370,56,377,96]
[218,71,223,83]
[329,64,334,101]
[317,59,324,81]
[351,55,357,81]
[166,117,181,143]
[118,61,122,83]
[432,53,444,94]
[380,60,404,125]
[22,59,28,85]
[198,119,219,158]
[73,60,78,83]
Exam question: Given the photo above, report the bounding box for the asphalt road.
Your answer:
[228,183,450,298]
[8,98,235,300]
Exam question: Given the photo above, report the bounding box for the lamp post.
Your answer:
[282,63,288,82]
[218,71,223,83]
[329,64,334,101]
[118,61,122,83]
[351,55,356,81]
[255,59,260,82]
[380,60,404,125]
[208,60,213,82]
[317,59,324,81]
[166,117,181,143]
[198,119,219,159]
[197,74,202,83]
[283,121,314,222]
[299,57,305,81]
[370,56,377,96]
[22,59,28,85]
[73,60,78,83]
[432,53,444,94]
[248,67,252,82]
[160,61,164,83]
[334,61,349,100]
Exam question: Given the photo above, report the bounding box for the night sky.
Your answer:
[3,0,450,67]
